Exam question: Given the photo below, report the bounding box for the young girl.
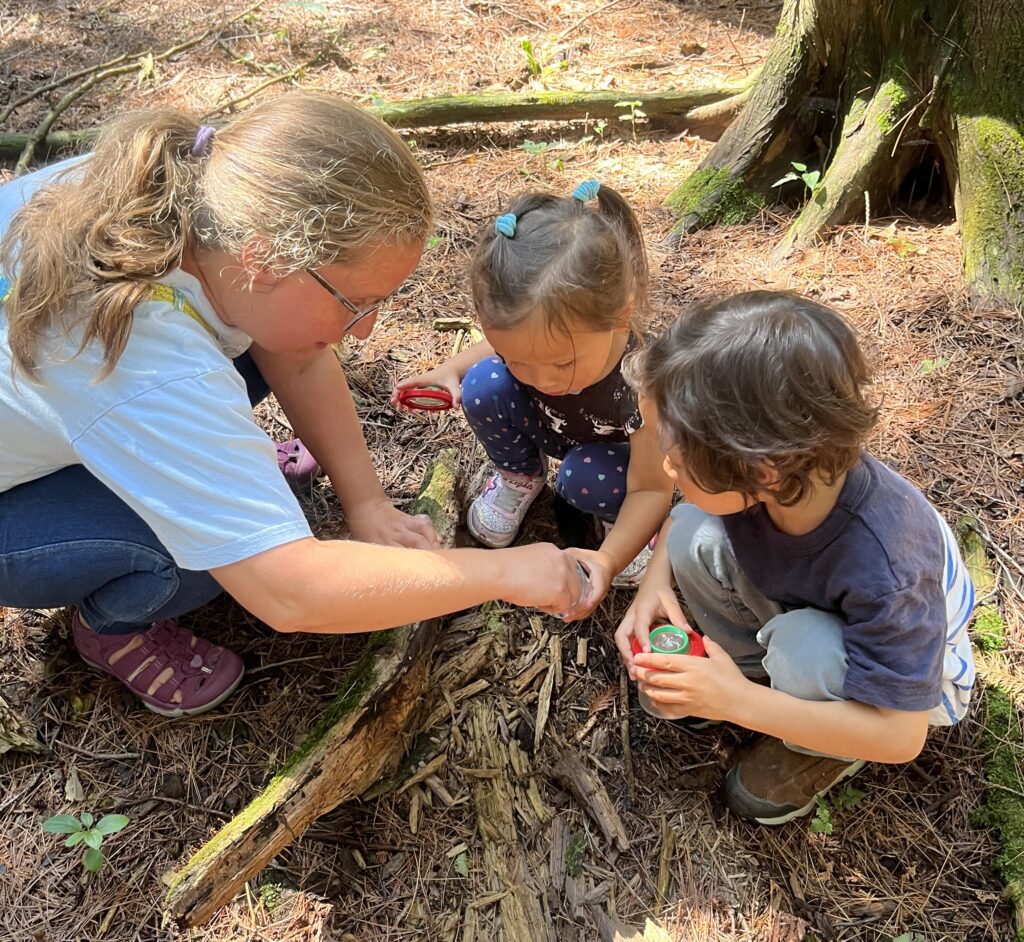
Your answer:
[394,181,674,616]
[0,93,584,718]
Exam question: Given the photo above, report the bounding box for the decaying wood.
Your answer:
[0,84,749,161]
[655,815,676,905]
[549,746,629,853]
[0,693,45,756]
[465,697,555,942]
[163,450,460,928]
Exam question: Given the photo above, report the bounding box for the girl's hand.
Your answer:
[614,578,690,678]
[498,544,587,614]
[559,549,613,621]
[392,365,464,410]
[632,637,747,722]
[348,499,441,549]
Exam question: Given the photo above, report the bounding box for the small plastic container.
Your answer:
[396,385,454,411]
[632,623,706,719]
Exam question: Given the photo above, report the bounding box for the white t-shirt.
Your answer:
[0,158,312,570]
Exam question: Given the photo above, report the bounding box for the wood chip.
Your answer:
[533,659,556,753]
[397,751,448,795]
[576,638,588,667]
[550,747,629,852]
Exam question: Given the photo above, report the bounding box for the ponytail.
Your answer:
[2,111,202,379]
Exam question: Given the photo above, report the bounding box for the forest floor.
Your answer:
[1,0,1022,940]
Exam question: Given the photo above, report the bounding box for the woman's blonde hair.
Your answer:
[1,92,432,379]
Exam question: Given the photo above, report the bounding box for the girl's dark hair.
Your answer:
[625,290,880,506]
[469,184,648,335]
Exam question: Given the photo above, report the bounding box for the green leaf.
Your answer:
[82,830,103,850]
[832,785,866,812]
[83,847,105,872]
[79,812,93,828]
[802,170,821,190]
[614,100,642,108]
[95,814,130,835]
[791,162,808,172]
[521,140,547,155]
[891,934,928,942]
[43,815,83,834]
[453,852,469,877]
[809,800,834,834]
[64,831,86,847]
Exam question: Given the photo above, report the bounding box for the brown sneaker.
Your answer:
[724,735,866,825]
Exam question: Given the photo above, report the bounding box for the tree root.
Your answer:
[772,73,921,261]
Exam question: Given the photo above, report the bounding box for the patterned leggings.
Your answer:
[461,358,629,522]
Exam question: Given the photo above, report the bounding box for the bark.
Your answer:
[667,0,1024,308]
[163,450,460,928]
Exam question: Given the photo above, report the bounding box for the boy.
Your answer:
[616,291,975,825]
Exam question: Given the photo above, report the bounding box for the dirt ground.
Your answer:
[1,0,1022,940]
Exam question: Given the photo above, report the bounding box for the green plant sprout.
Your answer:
[810,784,866,835]
[920,356,949,375]
[518,37,568,84]
[43,811,130,872]
[772,161,822,194]
[615,100,648,141]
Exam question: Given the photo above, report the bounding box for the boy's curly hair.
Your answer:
[625,291,880,506]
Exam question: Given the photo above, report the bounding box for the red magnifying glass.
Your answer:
[396,386,454,411]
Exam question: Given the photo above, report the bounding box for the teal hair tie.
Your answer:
[572,179,600,202]
[495,213,517,238]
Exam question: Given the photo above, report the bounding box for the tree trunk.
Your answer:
[666,0,1024,309]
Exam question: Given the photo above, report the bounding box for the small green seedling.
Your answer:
[43,811,130,872]
[890,933,927,942]
[772,161,822,194]
[518,36,568,83]
[594,118,608,139]
[426,235,443,251]
[615,100,648,141]
[809,799,834,834]
[920,356,949,375]
[810,784,865,835]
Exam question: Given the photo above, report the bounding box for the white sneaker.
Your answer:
[467,461,547,548]
[603,520,656,587]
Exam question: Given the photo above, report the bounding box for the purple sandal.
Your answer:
[276,438,321,489]
[72,611,244,717]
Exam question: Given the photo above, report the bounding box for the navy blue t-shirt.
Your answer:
[722,454,948,712]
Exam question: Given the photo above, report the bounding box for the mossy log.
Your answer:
[667,0,1024,308]
[163,450,461,928]
[0,84,748,161]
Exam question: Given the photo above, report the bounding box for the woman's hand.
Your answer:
[392,364,464,410]
[614,576,690,678]
[347,498,440,549]
[558,549,613,621]
[497,544,588,614]
[632,637,748,722]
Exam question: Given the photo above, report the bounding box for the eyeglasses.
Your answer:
[306,268,401,333]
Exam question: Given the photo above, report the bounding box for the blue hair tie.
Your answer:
[495,213,517,238]
[572,179,600,202]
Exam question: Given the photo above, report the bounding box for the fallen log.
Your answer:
[164,449,460,928]
[0,83,751,160]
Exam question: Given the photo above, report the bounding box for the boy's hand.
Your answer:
[348,498,441,549]
[614,578,689,679]
[558,549,613,621]
[392,365,464,410]
[632,637,748,721]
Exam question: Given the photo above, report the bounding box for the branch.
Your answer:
[0,82,751,160]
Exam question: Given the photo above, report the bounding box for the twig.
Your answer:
[619,667,635,803]
[12,0,269,173]
[0,52,130,125]
[59,741,140,761]
[556,0,633,43]
[200,55,323,119]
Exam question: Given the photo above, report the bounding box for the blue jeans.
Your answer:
[462,358,630,523]
[0,352,270,635]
